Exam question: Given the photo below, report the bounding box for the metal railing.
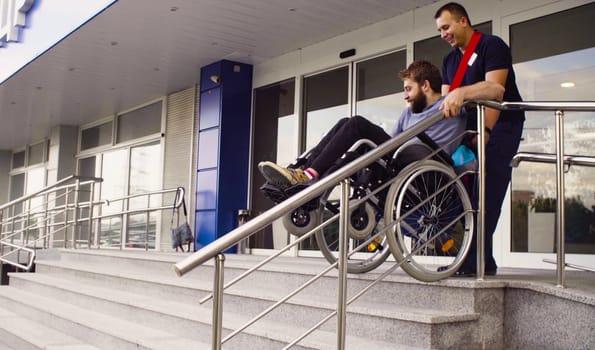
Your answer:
[0,175,103,270]
[89,187,186,250]
[174,110,453,349]
[174,99,595,349]
[1,175,189,271]
[475,100,595,286]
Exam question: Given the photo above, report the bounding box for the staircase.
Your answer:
[0,249,593,350]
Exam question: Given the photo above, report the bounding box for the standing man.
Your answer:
[435,2,525,276]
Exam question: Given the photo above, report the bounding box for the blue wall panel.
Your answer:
[194,60,253,252]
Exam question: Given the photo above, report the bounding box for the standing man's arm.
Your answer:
[440,70,506,130]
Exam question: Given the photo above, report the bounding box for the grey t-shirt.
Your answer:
[390,96,465,155]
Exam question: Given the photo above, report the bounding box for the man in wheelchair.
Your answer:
[259,60,485,191]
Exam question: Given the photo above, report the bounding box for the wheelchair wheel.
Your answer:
[314,183,391,274]
[385,160,473,282]
[282,208,320,237]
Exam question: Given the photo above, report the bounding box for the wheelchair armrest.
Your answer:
[417,131,454,166]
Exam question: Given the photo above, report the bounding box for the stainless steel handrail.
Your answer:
[0,175,103,270]
[511,152,595,168]
[174,100,594,349]
[1,176,186,269]
[474,100,595,286]
[0,175,103,212]
[174,110,449,350]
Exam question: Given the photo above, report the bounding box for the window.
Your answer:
[126,141,161,249]
[510,3,595,254]
[28,142,45,166]
[414,22,492,70]
[355,50,407,132]
[77,99,164,250]
[9,143,48,203]
[117,101,162,143]
[81,121,113,150]
[12,150,25,169]
[251,79,296,249]
[9,173,25,201]
[303,66,349,151]
[511,3,595,64]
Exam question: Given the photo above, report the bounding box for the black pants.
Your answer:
[464,117,525,271]
[304,116,391,175]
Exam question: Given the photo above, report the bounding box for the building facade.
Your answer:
[1,0,593,269]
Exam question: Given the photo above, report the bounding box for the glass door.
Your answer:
[299,51,407,256]
[299,65,350,252]
[503,3,595,268]
[250,50,407,255]
[126,141,161,249]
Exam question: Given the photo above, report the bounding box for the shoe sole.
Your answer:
[258,162,293,188]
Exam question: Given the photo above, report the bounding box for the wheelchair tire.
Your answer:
[315,184,391,274]
[282,208,320,237]
[384,160,474,282]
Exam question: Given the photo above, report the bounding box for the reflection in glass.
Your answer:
[28,142,45,166]
[301,67,349,251]
[511,47,595,254]
[356,94,406,134]
[12,151,25,169]
[117,101,162,143]
[25,167,45,242]
[251,79,295,249]
[355,51,407,133]
[99,149,127,248]
[81,121,112,150]
[304,67,349,151]
[10,173,25,201]
[126,142,161,249]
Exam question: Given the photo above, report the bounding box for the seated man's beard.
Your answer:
[411,93,427,113]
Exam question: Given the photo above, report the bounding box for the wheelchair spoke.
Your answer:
[385,159,474,282]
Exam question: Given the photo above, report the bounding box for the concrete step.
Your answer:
[0,274,407,350]
[26,249,491,348]
[0,286,209,350]
[7,270,480,348]
[0,306,100,350]
[40,249,487,313]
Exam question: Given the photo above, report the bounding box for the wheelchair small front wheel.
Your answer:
[315,184,391,274]
[385,160,474,282]
[282,208,320,237]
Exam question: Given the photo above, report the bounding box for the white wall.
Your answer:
[253,0,588,88]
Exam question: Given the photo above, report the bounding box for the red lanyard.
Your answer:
[449,31,482,92]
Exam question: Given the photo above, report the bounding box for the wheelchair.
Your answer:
[260,131,475,282]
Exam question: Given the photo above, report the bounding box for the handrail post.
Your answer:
[554,110,566,288]
[212,253,225,350]
[476,104,486,280]
[64,187,70,248]
[73,179,80,249]
[89,182,96,248]
[145,193,150,251]
[336,179,349,350]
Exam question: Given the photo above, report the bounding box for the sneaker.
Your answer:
[258,161,310,189]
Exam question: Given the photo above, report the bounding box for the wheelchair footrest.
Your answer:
[260,182,319,211]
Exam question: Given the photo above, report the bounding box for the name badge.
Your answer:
[468,52,478,66]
